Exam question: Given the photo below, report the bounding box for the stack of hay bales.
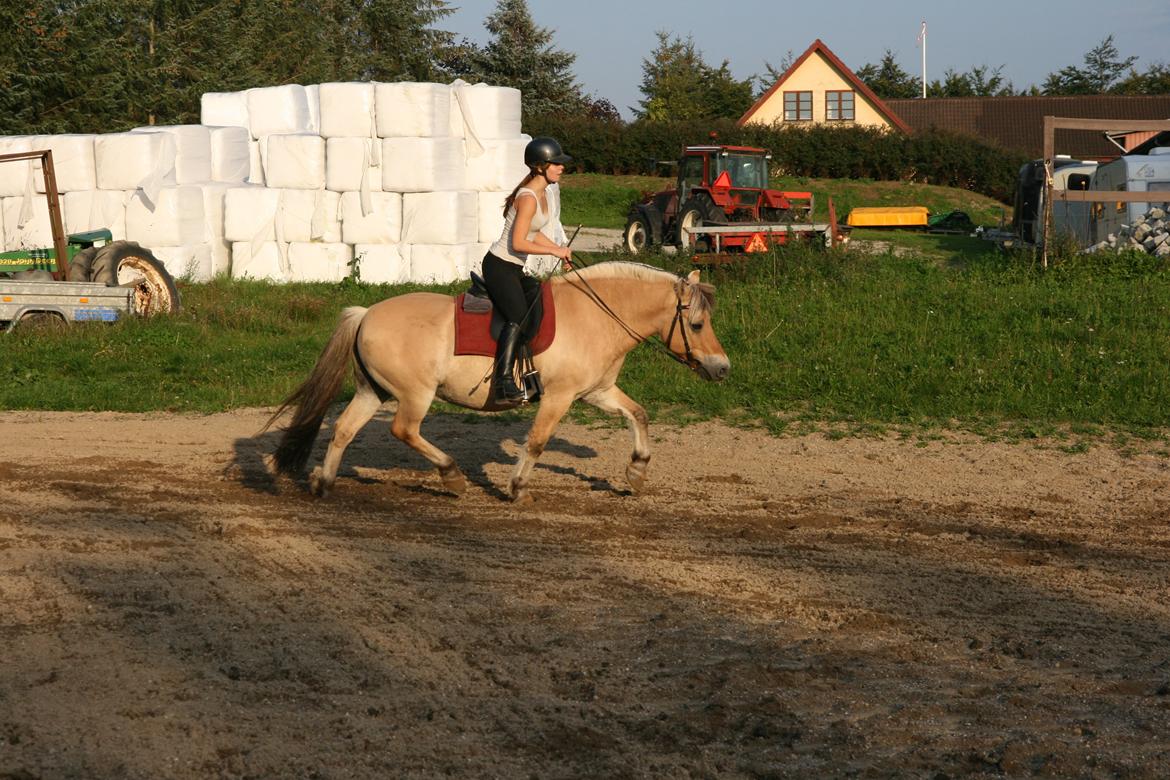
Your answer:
[1087,206,1170,257]
[0,80,539,284]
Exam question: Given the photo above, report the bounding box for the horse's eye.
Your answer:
[689,322,703,332]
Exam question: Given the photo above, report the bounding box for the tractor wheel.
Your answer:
[677,197,716,253]
[623,216,652,254]
[91,241,181,316]
[68,246,99,282]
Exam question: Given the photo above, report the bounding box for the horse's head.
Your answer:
[663,270,730,382]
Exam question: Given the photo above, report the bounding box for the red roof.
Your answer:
[738,39,910,133]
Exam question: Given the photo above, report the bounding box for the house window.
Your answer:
[783,91,812,121]
[826,90,855,121]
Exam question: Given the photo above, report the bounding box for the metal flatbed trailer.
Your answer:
[0,279,135,332]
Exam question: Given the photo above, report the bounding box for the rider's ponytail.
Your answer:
[502,164,548,216]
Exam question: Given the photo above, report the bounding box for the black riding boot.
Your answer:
[492,322,525,403]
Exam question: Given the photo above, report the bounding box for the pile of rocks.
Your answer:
[1088,206,1170,256]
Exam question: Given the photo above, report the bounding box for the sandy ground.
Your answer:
[2,408,1170,778]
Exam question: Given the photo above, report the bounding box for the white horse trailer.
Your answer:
[1090,147,1170,241]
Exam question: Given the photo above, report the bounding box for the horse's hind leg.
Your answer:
[390,391,467,495]
[311,381,384,498]
[583,385,651,492]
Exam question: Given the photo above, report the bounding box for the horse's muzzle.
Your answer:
[698,355,731,382]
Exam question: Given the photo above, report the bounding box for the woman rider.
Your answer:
[483,136,574,403]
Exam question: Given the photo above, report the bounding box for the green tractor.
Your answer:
[1,148,179,327]
[1,229,179,318]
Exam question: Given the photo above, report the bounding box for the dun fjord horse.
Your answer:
[267,262,730,503]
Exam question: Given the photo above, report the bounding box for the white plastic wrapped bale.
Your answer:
[248,140,264,185]
[278,189,342,243]
[94,132,176,200]
[208,127,250,182]
[325,137,383,194]
[402,191,477,244]
[263,134,326,190]
[381,138,465,192]
[63,190,128,239]
[152,243,214,282]
[30,134,97,193]
[306,84,321,135]
[449,82,523,141]
[125,187,205,247]
[2,196,54,249]
[353,244,410,284]
[131,125,212,184]
[288,242,353,282]
[340,191,402,244]
[196,182,245,276]
[477,191,508,243]
[231,241,286,282]
[409,244,483,284]
[375,82,451,138]
[465,137,530,192]
[246,84,314,140]
[200,91,250,129]
[318,82,376,138]
[0,136,34,197]
[223,186,281,243]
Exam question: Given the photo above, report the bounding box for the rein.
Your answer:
[561,263,701,371]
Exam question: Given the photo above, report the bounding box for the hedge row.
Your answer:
[527,117,1029,204]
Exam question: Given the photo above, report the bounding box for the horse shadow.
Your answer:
[232,407,611,502]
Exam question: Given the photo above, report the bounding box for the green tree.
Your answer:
[928,65,1013,97]
[755,50,794,99]
[1042,34,1137,94]
[855,50,919,99]
[465,0,585,120]
[1112,62,1170,95]
[636,31,753,120]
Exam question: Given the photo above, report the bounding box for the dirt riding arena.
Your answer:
[2,408,1170,778]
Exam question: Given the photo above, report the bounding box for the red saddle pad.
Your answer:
[453,283,556,357]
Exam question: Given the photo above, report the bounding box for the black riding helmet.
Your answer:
[524,136,573,167]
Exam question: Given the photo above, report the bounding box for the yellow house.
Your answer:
[738,39,909,132]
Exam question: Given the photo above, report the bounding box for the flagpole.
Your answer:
[920,21,927,99]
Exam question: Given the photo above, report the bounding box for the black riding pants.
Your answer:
[482,252,541,327]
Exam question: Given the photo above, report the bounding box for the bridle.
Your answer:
[563,265,703,372]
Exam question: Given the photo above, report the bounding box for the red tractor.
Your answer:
[623,144,817,255]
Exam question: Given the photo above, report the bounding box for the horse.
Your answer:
[266,261,730,503]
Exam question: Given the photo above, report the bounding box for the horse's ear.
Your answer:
[687,270,701,285]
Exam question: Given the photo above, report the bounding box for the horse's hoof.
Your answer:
[510,481,534,505]
[626,460,649,493]
[440,467,467,496]
[309,467,331,498]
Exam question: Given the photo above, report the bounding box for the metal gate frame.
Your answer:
[0,149,69,280]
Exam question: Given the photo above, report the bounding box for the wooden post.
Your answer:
[1041,116,1054,270]
[41,150,69,281]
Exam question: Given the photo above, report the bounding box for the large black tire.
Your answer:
[623,216,652,255]
[68,246,99,283]
[91,241,180,316]
[677,196,721,253]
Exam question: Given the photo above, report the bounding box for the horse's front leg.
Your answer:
[510,392,574,504]
[582,385,651,492]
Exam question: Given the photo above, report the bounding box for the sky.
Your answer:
[441,0,1170,119]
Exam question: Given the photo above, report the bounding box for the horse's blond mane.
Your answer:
[568,261,678,285]
[561,261,715,312]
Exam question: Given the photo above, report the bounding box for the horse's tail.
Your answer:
[265,306,368,475]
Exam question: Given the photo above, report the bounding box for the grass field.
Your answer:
[5,234,1170,447]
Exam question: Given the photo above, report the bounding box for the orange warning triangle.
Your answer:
[712,170,732,189]
[744,232,768,253]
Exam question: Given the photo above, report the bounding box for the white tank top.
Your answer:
[489,187,553,266]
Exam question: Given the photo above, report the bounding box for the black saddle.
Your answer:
[467,271,543,344]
